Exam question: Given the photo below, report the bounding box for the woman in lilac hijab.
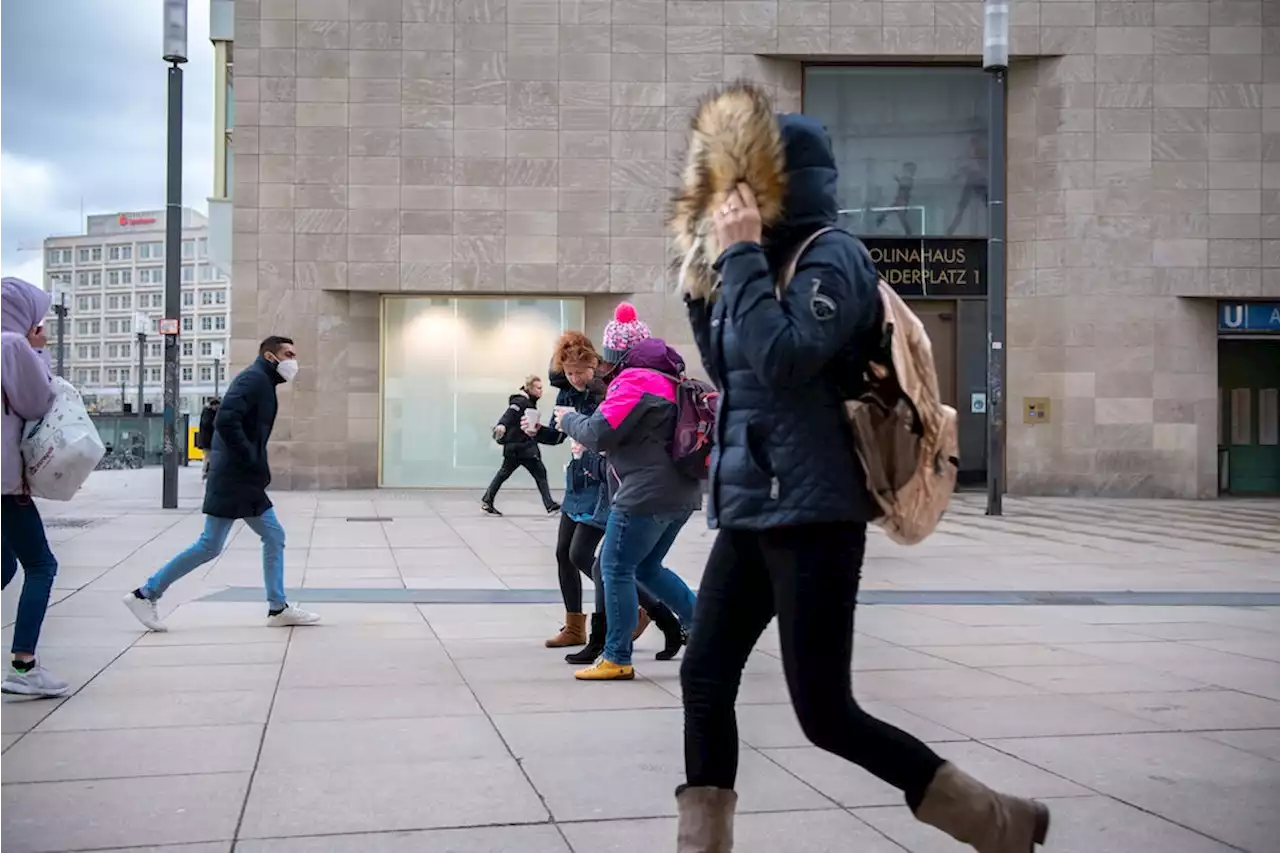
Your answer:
[1,276,68,697]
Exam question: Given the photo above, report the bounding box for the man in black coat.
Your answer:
[480,375,561,516]
[122,336,320,632]
[197,397,220,480]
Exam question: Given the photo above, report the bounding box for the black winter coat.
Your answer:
[197,405,217,451]
[493,391,541,460]
[204,357,284,519]
[687,113,882,530]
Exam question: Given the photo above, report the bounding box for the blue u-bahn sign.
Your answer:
[1219,302,1280,335]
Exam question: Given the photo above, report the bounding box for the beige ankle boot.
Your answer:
[545,613,587,648]
[632,608,652,641]
[676,786,737,853]
[916,763,1050,853]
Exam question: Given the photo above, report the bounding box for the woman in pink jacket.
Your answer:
[1,277,68,697]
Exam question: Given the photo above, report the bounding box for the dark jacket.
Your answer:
[686,113,882,530]
[539,371,608,526]
[204,357,284,519]
[197,405,217,451]
[559,338,702,516]
[493,390,542,460]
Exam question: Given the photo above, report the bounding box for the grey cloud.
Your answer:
[1,0,215,272]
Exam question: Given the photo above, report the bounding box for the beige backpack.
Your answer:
[779,228,959,545]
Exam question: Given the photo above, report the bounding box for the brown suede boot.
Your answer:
[545,613,587,648]
[676,786,737,853]
[916,763,1050,853]
[632,608,652,641]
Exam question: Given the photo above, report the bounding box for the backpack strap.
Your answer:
[776,226,843,293]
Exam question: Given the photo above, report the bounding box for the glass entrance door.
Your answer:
[1219,339,1280,495]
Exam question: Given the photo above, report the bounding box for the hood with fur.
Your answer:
[669,83,786,301]
[669,84,841,301]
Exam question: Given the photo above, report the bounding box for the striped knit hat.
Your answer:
[601,302,651,365]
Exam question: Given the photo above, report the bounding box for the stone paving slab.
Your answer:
[2,470,1279,851]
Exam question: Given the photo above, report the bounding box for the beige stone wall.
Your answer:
[230,0,1275,495]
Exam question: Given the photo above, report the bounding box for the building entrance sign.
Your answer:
[861,237,988,298]
[1219,302,1280,335]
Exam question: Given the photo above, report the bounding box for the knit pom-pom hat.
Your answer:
[601,302,651,365]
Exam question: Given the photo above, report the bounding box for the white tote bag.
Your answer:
[20,377,106,500]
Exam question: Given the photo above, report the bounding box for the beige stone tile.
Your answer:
[858,796,1237,853]
[2,774,250,852]
[237,826,569,853]
[238,758,548,837]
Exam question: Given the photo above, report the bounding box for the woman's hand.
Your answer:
[713,183,763,251]
[553,406,574,429]
[27,325,47,349]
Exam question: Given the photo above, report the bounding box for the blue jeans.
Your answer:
[1,495,59,656]
[142,510,287,609]
[600,509,696,666]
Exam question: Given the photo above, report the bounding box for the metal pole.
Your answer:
[985,68,1007,516]
[214,358,221,398]
[162,61,184,508]
[55,292,67,378]
[137,331,146,415]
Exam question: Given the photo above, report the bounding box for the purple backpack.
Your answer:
[665,374,719,480]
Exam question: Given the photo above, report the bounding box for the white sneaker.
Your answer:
[123,592,168,632]
[1,664,70,698]
[267,605,321,627]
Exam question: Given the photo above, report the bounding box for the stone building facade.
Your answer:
[228,0,1277,496]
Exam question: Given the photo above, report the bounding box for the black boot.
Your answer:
[649,603,687,661]
[565,612,605,664]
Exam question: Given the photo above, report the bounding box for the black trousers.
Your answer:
[482,453,556,510]
[554,514,606,612]
[680,522,944,808]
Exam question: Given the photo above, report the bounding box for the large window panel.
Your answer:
[382,296,585,487]
[804,67,990,238]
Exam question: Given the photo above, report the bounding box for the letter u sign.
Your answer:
[1223,304,1244,329]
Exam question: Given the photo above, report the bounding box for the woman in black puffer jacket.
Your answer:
[672,87,1049,853]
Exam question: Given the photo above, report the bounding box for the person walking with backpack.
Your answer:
[554,304,699,681]
[481,376,560,517]
[123,336,320,632]
[673,91,1049,853]
[1,277,69,697]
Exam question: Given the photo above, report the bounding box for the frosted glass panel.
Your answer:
[1259,388,1278,446]
[1230,388,1252,446]
[382,296,586,487]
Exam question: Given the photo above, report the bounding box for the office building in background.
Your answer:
[43,208,230,415]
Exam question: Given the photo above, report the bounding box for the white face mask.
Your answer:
[275,358,299,382]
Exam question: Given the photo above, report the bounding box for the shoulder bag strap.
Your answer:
[776,226,843,294]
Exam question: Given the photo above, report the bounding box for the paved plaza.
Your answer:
[3,469,1279,853]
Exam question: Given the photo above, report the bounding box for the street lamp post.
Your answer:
[53,290,69,379]
[984,0,1009,517]
[161,0,188,509]
[210,341,225,398]
[135,312,150,415]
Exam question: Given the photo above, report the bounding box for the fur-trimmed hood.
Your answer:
[668,83,841,301]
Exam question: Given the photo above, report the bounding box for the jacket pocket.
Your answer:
[744,417,773,478]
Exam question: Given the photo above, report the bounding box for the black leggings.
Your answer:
[680,522,944,808]
[482,453,556,510]
[554,514,605,612]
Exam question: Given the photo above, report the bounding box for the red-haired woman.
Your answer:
[539,331,685,661]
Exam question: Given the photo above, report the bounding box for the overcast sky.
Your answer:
[1,0,215,288]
